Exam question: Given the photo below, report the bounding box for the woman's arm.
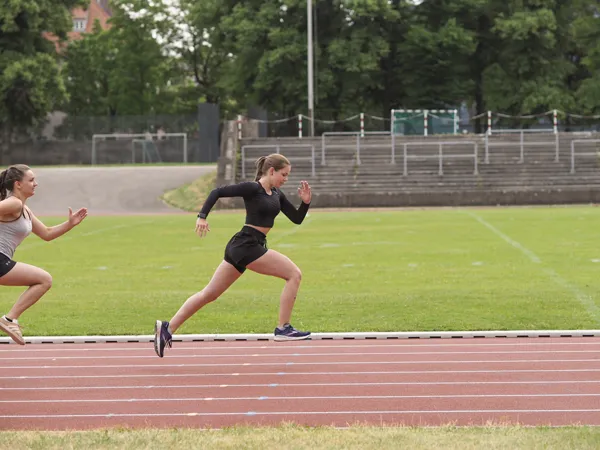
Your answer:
[197,181,259,219]
[29,207,88,241]
[279,182,311,225]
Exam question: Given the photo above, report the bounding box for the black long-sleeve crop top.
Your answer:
[198,181,310,227]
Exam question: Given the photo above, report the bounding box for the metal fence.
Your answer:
[570,139,600,174]
[240,131,600,177]
[3,110,220,165]
[484,129,559,164]
[402,141,478,176]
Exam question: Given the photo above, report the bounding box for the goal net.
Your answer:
[391,109,458,136]
[91,133,188,164]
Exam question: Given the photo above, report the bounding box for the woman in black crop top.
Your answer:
[154,154,312,357]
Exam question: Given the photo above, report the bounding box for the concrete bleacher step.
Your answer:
[236,132,600,206]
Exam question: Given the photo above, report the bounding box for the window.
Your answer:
[73,19,86,32]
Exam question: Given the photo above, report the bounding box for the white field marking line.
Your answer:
[466,211,600,324]
[315,241,404,249]
[4,393,600,404]
[3,409,600,419]
[5,358,600,370]
[269,216,314,245]
[5,349,600,361]
[466,212,541,263]
[17,220,155,251]
[4,379,600,391]
[3,368,600,380]
[275,241,413,250]
[2,341,599,353]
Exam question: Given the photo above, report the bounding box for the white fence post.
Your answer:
[360,113,365,138]
[519,130,524,163]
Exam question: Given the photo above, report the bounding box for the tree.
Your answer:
[99,0,173,116]
[210,0,407,132]
[414,0,501,133]
[317,0,401,124]
[573,3,600,114]
[181,0,233,109]
[396,17,476,108]
[0,0,85,160]
[62,22,116,118]
[61,0,190,136]
[482,0,578,123]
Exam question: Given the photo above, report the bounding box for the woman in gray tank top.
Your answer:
[0,165,88,345]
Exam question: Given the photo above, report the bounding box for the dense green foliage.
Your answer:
[3,0,600,135]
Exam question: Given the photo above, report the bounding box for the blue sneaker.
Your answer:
[154,320,172,357]
[274,323,311,342]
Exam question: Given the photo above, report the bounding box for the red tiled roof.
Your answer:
[71,7,87,20]
[84,0,111,32]
[44,1,112,52]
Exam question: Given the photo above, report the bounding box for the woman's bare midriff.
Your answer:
[244,224,271,236]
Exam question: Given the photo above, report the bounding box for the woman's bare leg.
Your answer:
[169,260,243,333]
[0,262,53,319]
[246,250,302,327]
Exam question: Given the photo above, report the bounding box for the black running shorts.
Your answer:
[0,253,16,278]
[224,226,268,273]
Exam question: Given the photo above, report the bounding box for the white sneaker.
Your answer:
[0,316,25,345]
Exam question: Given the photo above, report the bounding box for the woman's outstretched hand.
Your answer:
[298,180,312,204]
[68,207,88,227]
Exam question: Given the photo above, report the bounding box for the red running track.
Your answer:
[1,337,600,430]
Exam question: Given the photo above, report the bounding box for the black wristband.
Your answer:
[197,213,207,219]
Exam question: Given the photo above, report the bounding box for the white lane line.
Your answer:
[466,211,600,324]
[2,409,600,419]
[3,358,600,370]
[3,393,600,404]
[3,349,600,361]
[2,340,599,353]
[2,368,600,380]
[3,379,600,391]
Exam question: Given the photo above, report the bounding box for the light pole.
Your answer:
[307,0,314,137]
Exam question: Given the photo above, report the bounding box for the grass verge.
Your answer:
[2,425,600,450]
[160,169,217,212]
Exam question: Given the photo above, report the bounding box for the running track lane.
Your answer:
[1,337,599,430]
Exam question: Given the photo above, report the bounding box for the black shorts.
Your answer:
[0,253,16,278]
[224,226,268,273]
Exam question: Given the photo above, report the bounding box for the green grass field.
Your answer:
[2,425,600,450]
[2,205,600,336]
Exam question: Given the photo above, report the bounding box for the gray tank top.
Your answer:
[0,208,32,259]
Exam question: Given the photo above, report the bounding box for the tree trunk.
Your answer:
[474,82,484,134]
[0,123,9,166]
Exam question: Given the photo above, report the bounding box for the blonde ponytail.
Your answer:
[254,156,267,181]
